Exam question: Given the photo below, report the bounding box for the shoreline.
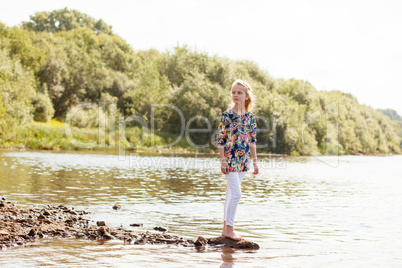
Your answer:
[0,196,259,251]
[0,146,397,157]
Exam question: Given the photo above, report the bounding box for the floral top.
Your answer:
[215,110,257,172]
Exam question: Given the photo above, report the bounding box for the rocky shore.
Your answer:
[0,197,259,251]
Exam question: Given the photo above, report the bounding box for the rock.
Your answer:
[0,229,10,235]
[98,226,109,235]
[194,236,207,247]
[102,232,114,240]
[28,228,37,237]
[206,236,260,249]
[65,219,75,225]
[58,205,68,210]
[129,223,143,227]
[88,234,97,240]
[124,236,133,243]
[40,219,53,224]
[0,201,12,208]
[134,238,146,245]
[153,226,167,232]
[75,232,86,238]
[43,210,51,216]
[112,204,121,210]
[0,196,215,250]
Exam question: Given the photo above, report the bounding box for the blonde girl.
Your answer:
[215,79,258,240]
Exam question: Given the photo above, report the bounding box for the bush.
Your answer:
[65,103,107,128]
[32,92,55,122]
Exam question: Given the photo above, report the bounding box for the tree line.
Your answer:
[0,8,401,155]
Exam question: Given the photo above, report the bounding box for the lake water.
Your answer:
[0,150,401,267]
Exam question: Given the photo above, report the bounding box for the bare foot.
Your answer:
[222,230,244,241]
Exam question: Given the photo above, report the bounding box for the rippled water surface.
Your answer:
[1,150,402,267]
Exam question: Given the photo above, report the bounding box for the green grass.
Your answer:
[0,119,214,153]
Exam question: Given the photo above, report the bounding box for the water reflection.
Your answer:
[0,151,342,207]
[220,248,241,268]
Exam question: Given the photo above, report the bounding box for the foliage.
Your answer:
[378,109,402,122]
[123,58,170,125]
[0,49,35,142]
[0,9,400,155]
[32,92,55,122]
[22,7,113,35]
[65,103,107,128]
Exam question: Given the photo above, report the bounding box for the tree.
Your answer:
[22,7,113,35]
[123,59,170,126]
[32,92,55,122]
[378,108,402,122]
[0,49,35,140]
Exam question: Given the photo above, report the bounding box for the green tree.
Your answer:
[22,7,113,35]
[378,108,402,122]
[0,9,400,155]
[0,49,35,140]
[32,92,55,122]
[167,71,230,145]
[123,59,170,125]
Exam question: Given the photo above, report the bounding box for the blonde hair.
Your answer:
[231,79,255,111]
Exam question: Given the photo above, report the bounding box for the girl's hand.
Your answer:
[252,163,259,175]
[221,160,229,174]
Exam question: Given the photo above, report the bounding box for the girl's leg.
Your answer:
[223,172,246,225]
[222,172,246,240]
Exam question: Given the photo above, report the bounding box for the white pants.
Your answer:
[223,172,246,226]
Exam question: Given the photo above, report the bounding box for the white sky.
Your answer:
[2,0,402,115]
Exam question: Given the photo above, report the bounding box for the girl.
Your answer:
[215,79,258,241]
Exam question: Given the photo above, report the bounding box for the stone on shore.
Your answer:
[153,226,167,232]
[207,236,260,249]
[194,236,207,247]
[129,223,143,227]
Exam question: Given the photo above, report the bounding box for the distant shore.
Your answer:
[0,146,397,158]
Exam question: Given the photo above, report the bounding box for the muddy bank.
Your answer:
[0,197,259,250]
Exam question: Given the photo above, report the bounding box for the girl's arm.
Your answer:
[216,113,229,174]
[219,146,229,174]
[250,142,259,175]
[250,114,258,175]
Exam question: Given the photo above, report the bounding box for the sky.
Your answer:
[2,0,402,115]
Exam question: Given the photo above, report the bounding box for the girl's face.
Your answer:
[231,84,248,105]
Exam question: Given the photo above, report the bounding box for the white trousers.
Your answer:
[223,172,246,226]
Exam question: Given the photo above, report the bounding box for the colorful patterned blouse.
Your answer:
[215,110,257,172]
